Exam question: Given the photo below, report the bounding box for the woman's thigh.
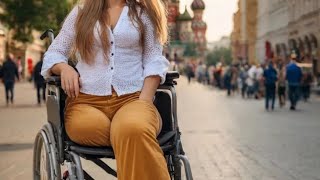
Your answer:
[110,100,161,145]
[65,104,111,146]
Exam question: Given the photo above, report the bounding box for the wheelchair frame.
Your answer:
[33,29,193,180]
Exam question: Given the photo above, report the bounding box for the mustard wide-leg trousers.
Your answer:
[64,91,170,180]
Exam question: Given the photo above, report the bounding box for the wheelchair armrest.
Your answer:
[46,76,61,86]
[164,71,179,86]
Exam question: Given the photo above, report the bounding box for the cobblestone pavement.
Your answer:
[0,78,320,180]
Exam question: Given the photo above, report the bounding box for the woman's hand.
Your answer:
[52,63,80,98]
[139,76,161,103]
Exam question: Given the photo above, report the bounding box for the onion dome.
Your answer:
[191,0,205,10]
[177,7,193,21]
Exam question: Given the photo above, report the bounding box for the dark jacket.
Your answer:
[263,65,278,85]
[33,60,45,85]
[286,62,302,86]
[1,58,19,83]
[0,65,3,78]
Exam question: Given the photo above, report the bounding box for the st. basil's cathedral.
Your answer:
[163,0,207,61]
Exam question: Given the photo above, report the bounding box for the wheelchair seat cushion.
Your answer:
[68,130,176,158]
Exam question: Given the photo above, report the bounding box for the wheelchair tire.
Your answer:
[33,131,52,180]
[33,130,61,180]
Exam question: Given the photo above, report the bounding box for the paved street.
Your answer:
[1,78,320,180]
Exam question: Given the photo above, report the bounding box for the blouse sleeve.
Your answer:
[41,6,79,78]
[141,12,169,84]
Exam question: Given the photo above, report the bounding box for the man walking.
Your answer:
[33,56,46,105]
[286,53,302,110]
[1,54,19,106]
[263,62,278,111]
[277,64,286,107]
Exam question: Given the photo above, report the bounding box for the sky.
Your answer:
[179,0,239,42]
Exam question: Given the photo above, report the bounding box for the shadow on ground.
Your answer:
[0,143,34,152]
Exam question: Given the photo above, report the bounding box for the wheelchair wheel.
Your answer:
[34,131,52,179]
[33,130,61,180]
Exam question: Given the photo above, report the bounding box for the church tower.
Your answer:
[164,0,180,41]
[177,7,194,43]
[191,0,207,53]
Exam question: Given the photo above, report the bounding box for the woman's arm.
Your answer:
[140,12,169,102]
[41,6,80,98]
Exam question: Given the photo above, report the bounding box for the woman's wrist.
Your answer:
[139,94,154,103]
[51,62,69,75]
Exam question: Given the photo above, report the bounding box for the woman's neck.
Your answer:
[108,0,126,8]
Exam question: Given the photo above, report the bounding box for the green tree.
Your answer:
[33,0,70,32]
[206,47,232,66]
[0,0,70,43]
[183,42,198,57]
[0,0,38,43]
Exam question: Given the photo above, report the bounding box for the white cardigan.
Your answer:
[41,6,169,96]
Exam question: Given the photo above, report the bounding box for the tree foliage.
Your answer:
[206,47,232,66]
[183,42,198,57]
[0,0,70,43]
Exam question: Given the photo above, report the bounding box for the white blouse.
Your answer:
[41,5,169,96]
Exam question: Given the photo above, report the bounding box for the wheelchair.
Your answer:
[33,30,193,180]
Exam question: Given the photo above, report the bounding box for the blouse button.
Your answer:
[111,67,114,70]
[111,41,114,45]
[111,53,114,56]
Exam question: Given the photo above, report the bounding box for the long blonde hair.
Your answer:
[74,0,168,64]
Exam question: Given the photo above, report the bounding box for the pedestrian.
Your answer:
[41,1,171,179]
[214,65,222,88]
[255,64,264,99]
[301,71,313,102]
[16,56,23,78]
[1,54,20,106]
[224,66,232,96]
[230,66,238,94]
[185,61,194,84]
[0,64,3,79]
[248,65,257,98]
[263,62,278,111]
[196,61,205,83]
[239,65,249,98]
[286,53,303,110]
[33,55,46,105]
[277,64,286,107]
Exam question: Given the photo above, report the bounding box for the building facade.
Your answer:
[256,0,290,62]
[208,36,231,51]
[231,0,258,64]
[256,0,320,77]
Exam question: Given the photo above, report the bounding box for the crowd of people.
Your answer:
[184,52,315,111]
[0,53,46,106]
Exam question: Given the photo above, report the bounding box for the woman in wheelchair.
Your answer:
[41,0,170,179]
